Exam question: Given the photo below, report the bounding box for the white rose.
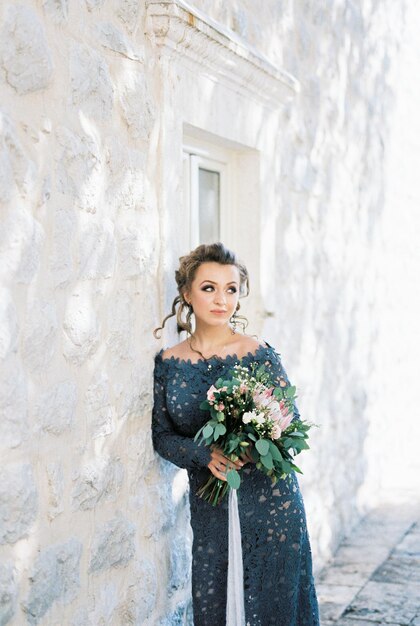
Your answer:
[242,412,253,424]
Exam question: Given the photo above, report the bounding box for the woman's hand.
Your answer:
[239,442,257,465]
[207,446,245,481]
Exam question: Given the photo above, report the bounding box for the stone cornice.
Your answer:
[145,0,299,106]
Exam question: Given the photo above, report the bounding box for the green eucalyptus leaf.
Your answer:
[255,439,270,456]
[203,424,214,438]
[227,470,241,490]
[260,452,273,469]
[268,441,283,461]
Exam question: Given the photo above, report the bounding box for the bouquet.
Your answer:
[194,361,314,506]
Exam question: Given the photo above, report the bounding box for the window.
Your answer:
[183,136,231,247]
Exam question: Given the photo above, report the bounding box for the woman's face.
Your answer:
[185,262,240,328]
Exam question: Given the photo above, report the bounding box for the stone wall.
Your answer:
[0,1,417,624]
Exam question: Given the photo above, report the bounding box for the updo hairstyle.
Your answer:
[153,242,250,338]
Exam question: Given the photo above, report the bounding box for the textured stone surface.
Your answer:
[169,532,191,595]
[95,21,142,60]
[56,126,101,212]
[43,0,68,23]
[35,380,77,435]
[89,513,136,572]
[22,299,58,372]
[318,503,420,624]
[69,43,114,121]
[116,210,159,279]
[79,220,116,280]
[71,457,124,510]
[63,293,100,366]
[0,356,28,449]
[119,75,155,141]
[0,464,37,544]
[0,111,36,202]
[84,373,115,438]
[50,206,75,287]
[107,290,135,360]
[114,558,157,624]
[0,563,17,626]
[0,289,18,359]
[0,0,419,624]
[23,538,82,625]
[46,462,64,520]
[0,5,53,94]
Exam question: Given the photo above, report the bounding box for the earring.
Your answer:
[230,306,239,333]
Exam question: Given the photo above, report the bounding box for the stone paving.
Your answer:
[317,501,420,626]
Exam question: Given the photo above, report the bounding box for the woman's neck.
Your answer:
[190,323,236,352]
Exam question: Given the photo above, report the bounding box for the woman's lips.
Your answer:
[211,310,227,314]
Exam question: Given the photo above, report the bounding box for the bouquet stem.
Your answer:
[196,475,230,506]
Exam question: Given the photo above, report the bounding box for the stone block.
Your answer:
[89,513,136,572]
[0,563,17,626]
[158,602,189,626]
[316,583,358,622]
[22,299,58,372]
[35,380,77,436]
[169,532,191,595]
[343,581,419,625]
[115,0,142,34]
[114,558,156,624]
[23,537,82,625]
[63,293,100,366]
[0,463,37,544]
[56,126,101,212]
[105,143,145,211]
[0,207,43,285]
[43,0,68,23]
[107,290,134,361]
[50,206,75,288]
[69,43,114,121]
[0,289,18,359]
[0,356,28,449]
[119,75,155,141]
[71,457,124,510]
[84,373,115,439]
[46,462,64,520]
[116,210,158,279]
[0,111,36,201]
[79,220,116,280]
[85,0,105,10]
[95,21,142,61]
[0,5,53,94]
[371,555,420,584]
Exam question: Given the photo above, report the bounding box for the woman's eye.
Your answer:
[202,285,237,293]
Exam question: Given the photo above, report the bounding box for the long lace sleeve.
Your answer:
[151,355,212,470]
[262,342,301,423]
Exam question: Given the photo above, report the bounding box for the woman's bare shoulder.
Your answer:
[235,334,268,354]
[161,341,190,361]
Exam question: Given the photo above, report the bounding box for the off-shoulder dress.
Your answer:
[152,341,319,626]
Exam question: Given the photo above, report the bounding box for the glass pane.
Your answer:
[198,168,220,243]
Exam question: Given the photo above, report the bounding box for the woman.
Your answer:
[152,242,319,626]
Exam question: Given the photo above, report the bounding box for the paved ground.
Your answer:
[317,500,420,626]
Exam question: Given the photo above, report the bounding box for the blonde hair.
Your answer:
[153,242,250,338]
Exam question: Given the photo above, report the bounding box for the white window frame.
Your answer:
[183,135,233,248]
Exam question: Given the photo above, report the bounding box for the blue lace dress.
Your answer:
[152,341,319,626]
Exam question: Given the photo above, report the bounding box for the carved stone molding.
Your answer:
[145,0,299,106]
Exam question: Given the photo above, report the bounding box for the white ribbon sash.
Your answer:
[226,488,246,626]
